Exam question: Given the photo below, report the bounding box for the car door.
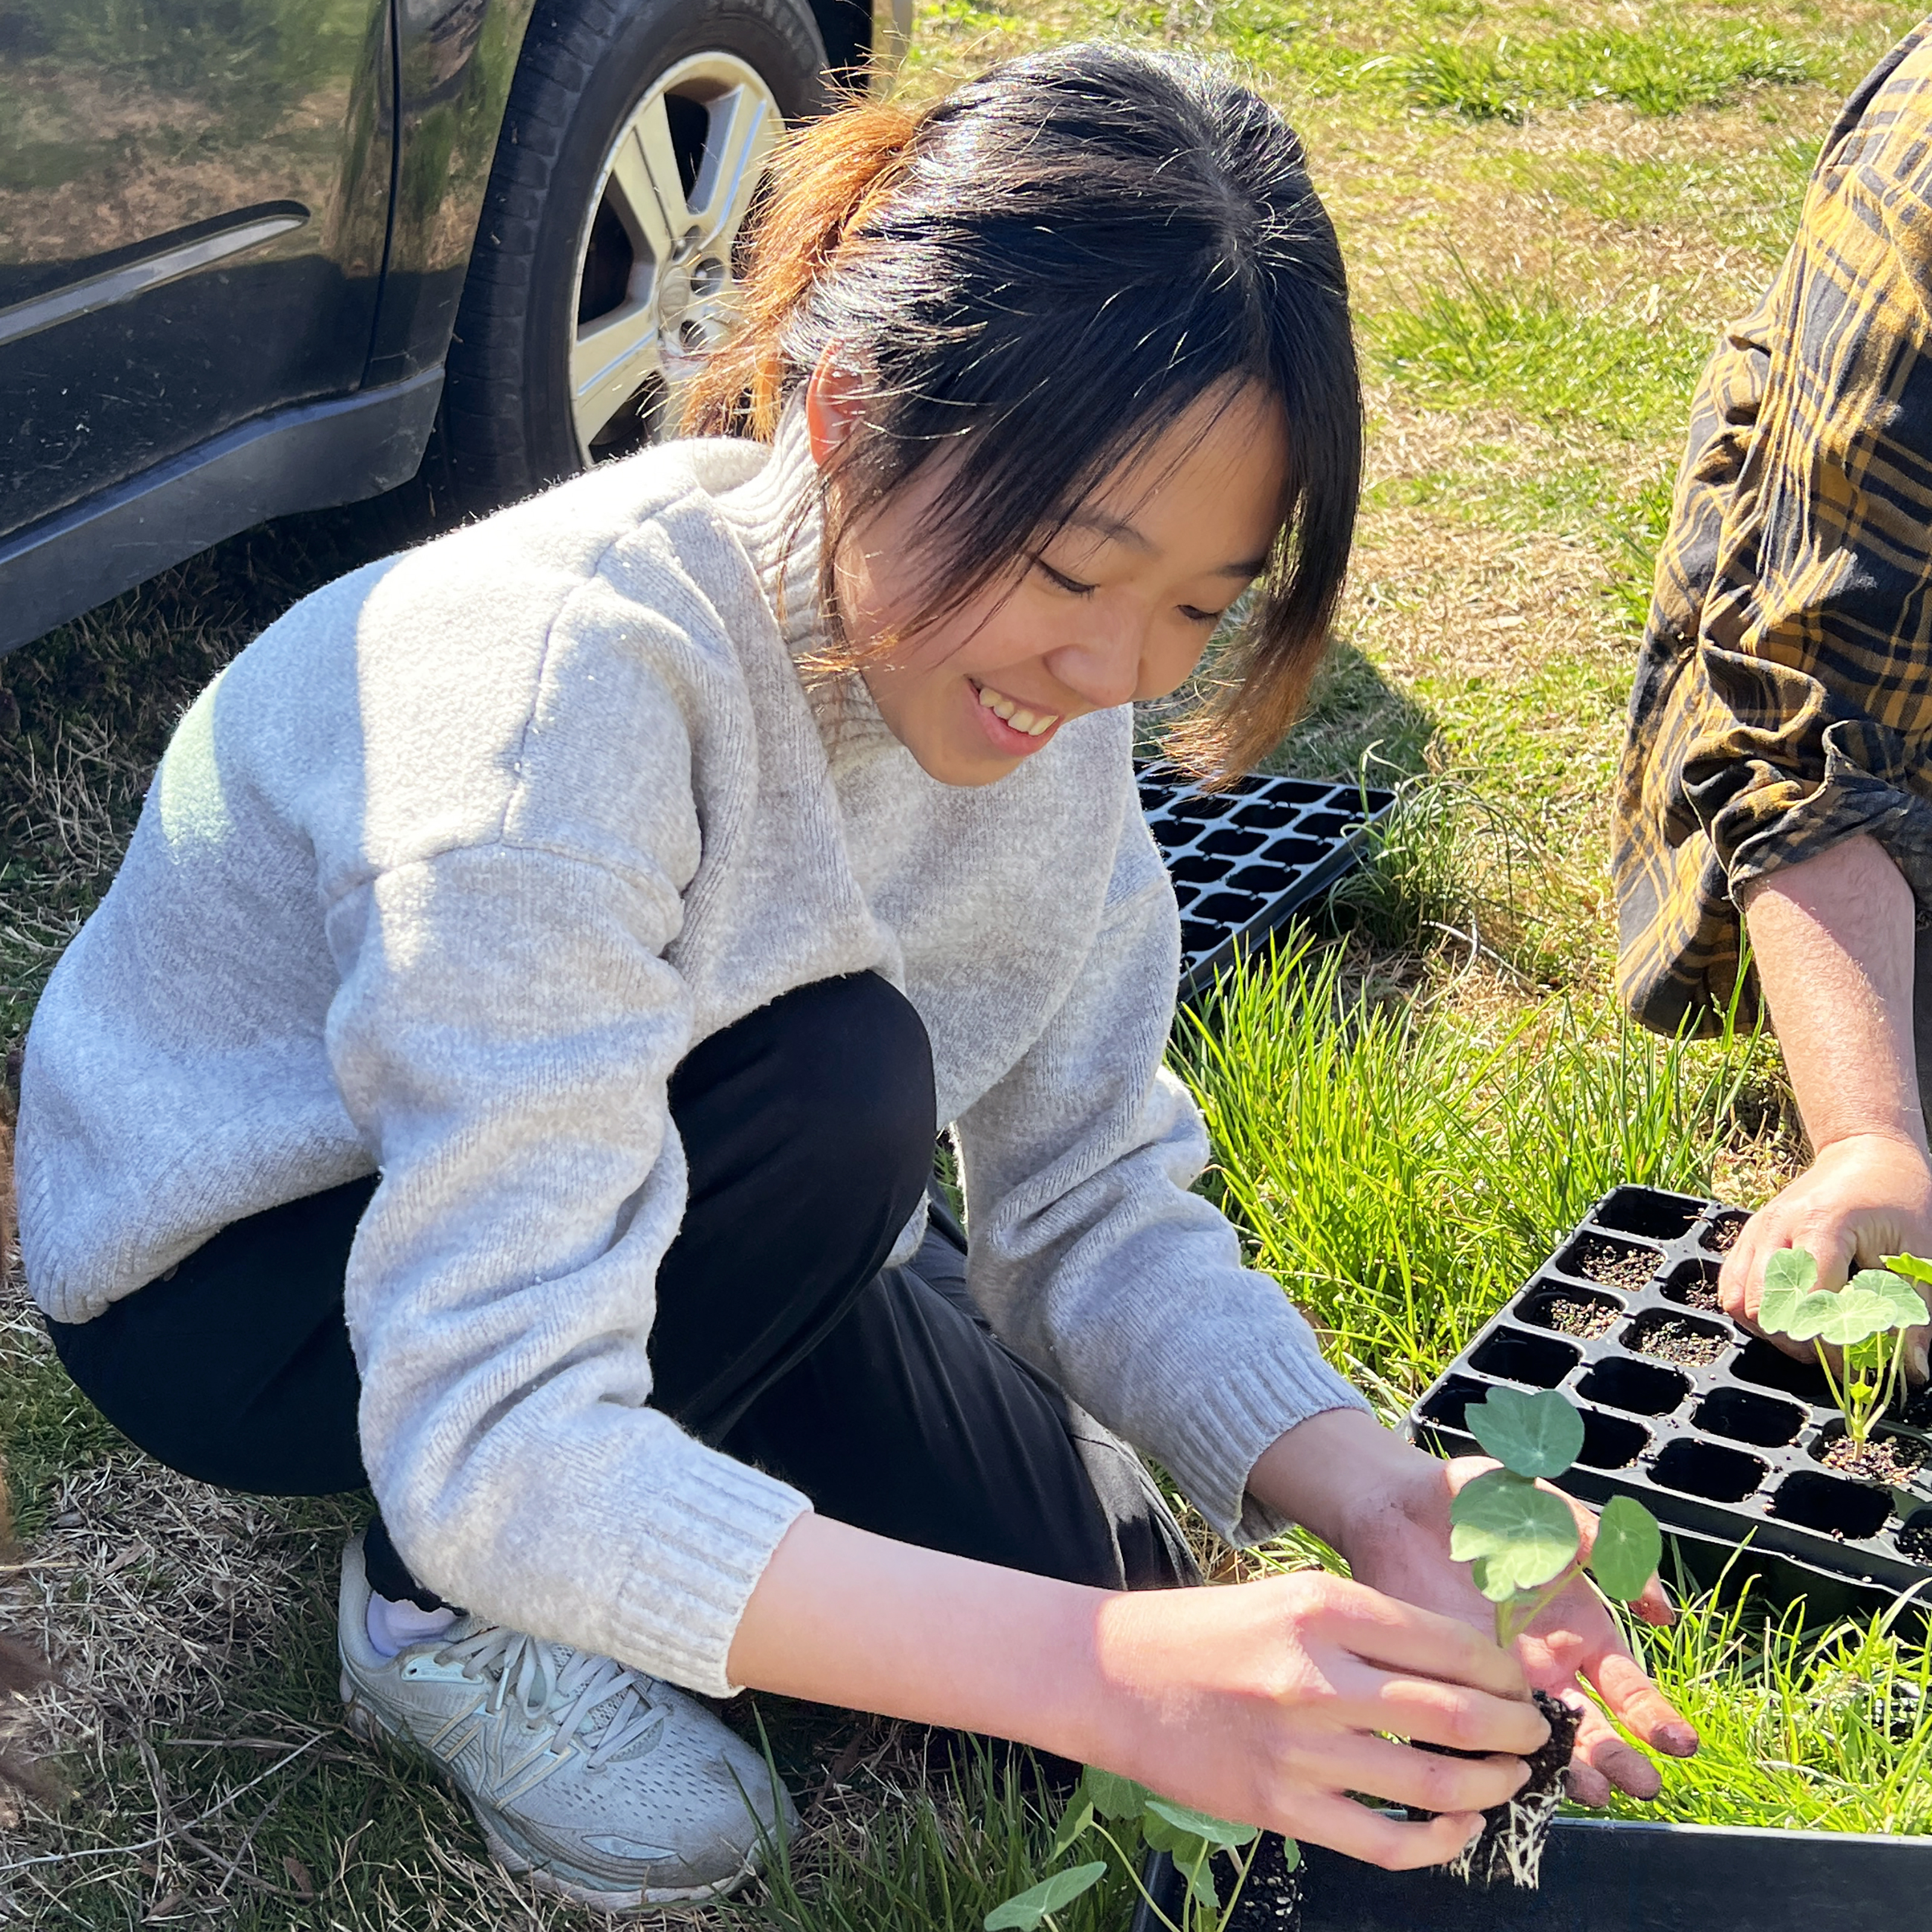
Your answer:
[0,0,394,544]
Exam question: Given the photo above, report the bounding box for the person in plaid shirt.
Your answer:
[1616,24,1932,1367]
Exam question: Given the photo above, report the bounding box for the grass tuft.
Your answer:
[1369,266,1710,440]
[1598,1579,1932,1834]
[1173,938,1770,1400]
[744,1745,1134,1932]
[1399,25,1814,122]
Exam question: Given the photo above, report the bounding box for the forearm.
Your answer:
[726,1512,1116,1761]
[1739,834,1924,1153]
[1245,1406,1440,1553]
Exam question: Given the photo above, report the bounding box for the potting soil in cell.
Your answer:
[1136,766,1394,996]
[1406,1185,1932,1622]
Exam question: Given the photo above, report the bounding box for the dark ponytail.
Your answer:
[689,45,1362,778]
[685,98,922,441]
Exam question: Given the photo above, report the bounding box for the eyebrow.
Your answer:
[1063,508,1270,579]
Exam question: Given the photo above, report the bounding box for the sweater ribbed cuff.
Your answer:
[599,1439,813,1698]
[1152,1334,1372,1548]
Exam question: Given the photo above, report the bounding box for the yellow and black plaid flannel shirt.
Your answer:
[1616,22,1932,1035]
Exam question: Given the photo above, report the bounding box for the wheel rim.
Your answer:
[569,51,782,465]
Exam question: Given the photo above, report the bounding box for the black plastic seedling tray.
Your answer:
[1137,766,1395,998]
[1130,1818,1932,1930]
[1406,1184,1932,1624]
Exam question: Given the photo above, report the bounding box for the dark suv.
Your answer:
[0,0,906,656]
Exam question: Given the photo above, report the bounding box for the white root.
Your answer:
[1442,1779,1563,1891]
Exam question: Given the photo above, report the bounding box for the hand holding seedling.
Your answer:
[1448,1391,1664,1648]
[1715,1135,1932,1382]
[1318,1404,1694,1808]
[1756,1247,1928,1444]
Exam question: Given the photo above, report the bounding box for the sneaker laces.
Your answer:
[433,1624,666,1771]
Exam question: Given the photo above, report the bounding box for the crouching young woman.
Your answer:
[13,43,1695,1915]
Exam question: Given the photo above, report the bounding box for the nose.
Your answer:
[1043,606,1147,713]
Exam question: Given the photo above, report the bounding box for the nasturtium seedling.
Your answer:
[985,1766,1280,1932]
[984,1863,1108,1931]
[1449,1389,1665,1648]
[1755,1247,1928,1449]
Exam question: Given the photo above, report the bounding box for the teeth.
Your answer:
[975,682,1058,737]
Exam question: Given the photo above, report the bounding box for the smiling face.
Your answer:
[806,373,1293,787]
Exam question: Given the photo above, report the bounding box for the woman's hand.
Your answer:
[1084,1567,1546,1869]
[1732,838,1932,1374]
[728,1509,1546,1870]
[1250,1410,1697,1806]
[1334,1449,1697,1805]
[1720,1134,1932,1379]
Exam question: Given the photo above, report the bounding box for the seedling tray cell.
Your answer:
[1406,1184,1932,1622]
[1137,765,1395,997]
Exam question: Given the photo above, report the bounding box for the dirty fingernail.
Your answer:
[1659,1723,1698,1756]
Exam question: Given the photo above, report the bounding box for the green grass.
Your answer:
[1173,938,1769,1401]
[1604,1584,1932,1831]
[1369,267,1712,440]
[744,1748,1137,1932]
[1395,24,1814,122]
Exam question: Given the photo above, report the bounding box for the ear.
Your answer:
[805,351,867,470]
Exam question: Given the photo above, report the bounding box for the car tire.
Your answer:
[435,0,829,516]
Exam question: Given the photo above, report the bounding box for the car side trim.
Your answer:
[0,205,311,353]
[0,367,444,659]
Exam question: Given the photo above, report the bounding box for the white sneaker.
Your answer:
[336,1531,793,1911]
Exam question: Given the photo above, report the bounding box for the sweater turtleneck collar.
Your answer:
[711,397,825,664]
[711,397,901,768]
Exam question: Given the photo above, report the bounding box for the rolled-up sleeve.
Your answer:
[1616,24,1932,1035]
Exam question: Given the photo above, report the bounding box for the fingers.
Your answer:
[1332,1659,1550,1758]
[1559,1692,1655,1805]
[1313,1575,1530,1700]
[1582,1646,1697,1764]
[1628,1573,1674,1627]
[1285,1792,1486,1873]
[1316,1730,1529,1817]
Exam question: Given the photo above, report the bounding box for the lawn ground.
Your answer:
[5,0,1932,1925]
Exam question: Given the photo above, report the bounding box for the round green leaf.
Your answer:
[1463,1387,1587,1479]
[1883,1250,1932,1290]
[1450,1469,1580,1598]
[1141,1798,1256,1849]
[984,1863,1107,1931]
[1855,1268,1928,1331]
[1139,1811,1211,1861]
[1280,1838,1302,1873]
[1079,1766,1149,1822]
[1805,1284,1901,1349]
[1587,1495,1663,1602]
[1759,1248,1818,1337]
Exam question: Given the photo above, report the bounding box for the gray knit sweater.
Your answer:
[17,413,1367,1696]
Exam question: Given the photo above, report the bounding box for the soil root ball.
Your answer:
[1408,1689,1579,1890]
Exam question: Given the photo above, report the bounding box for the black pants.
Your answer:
[50,973,1194,1611]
